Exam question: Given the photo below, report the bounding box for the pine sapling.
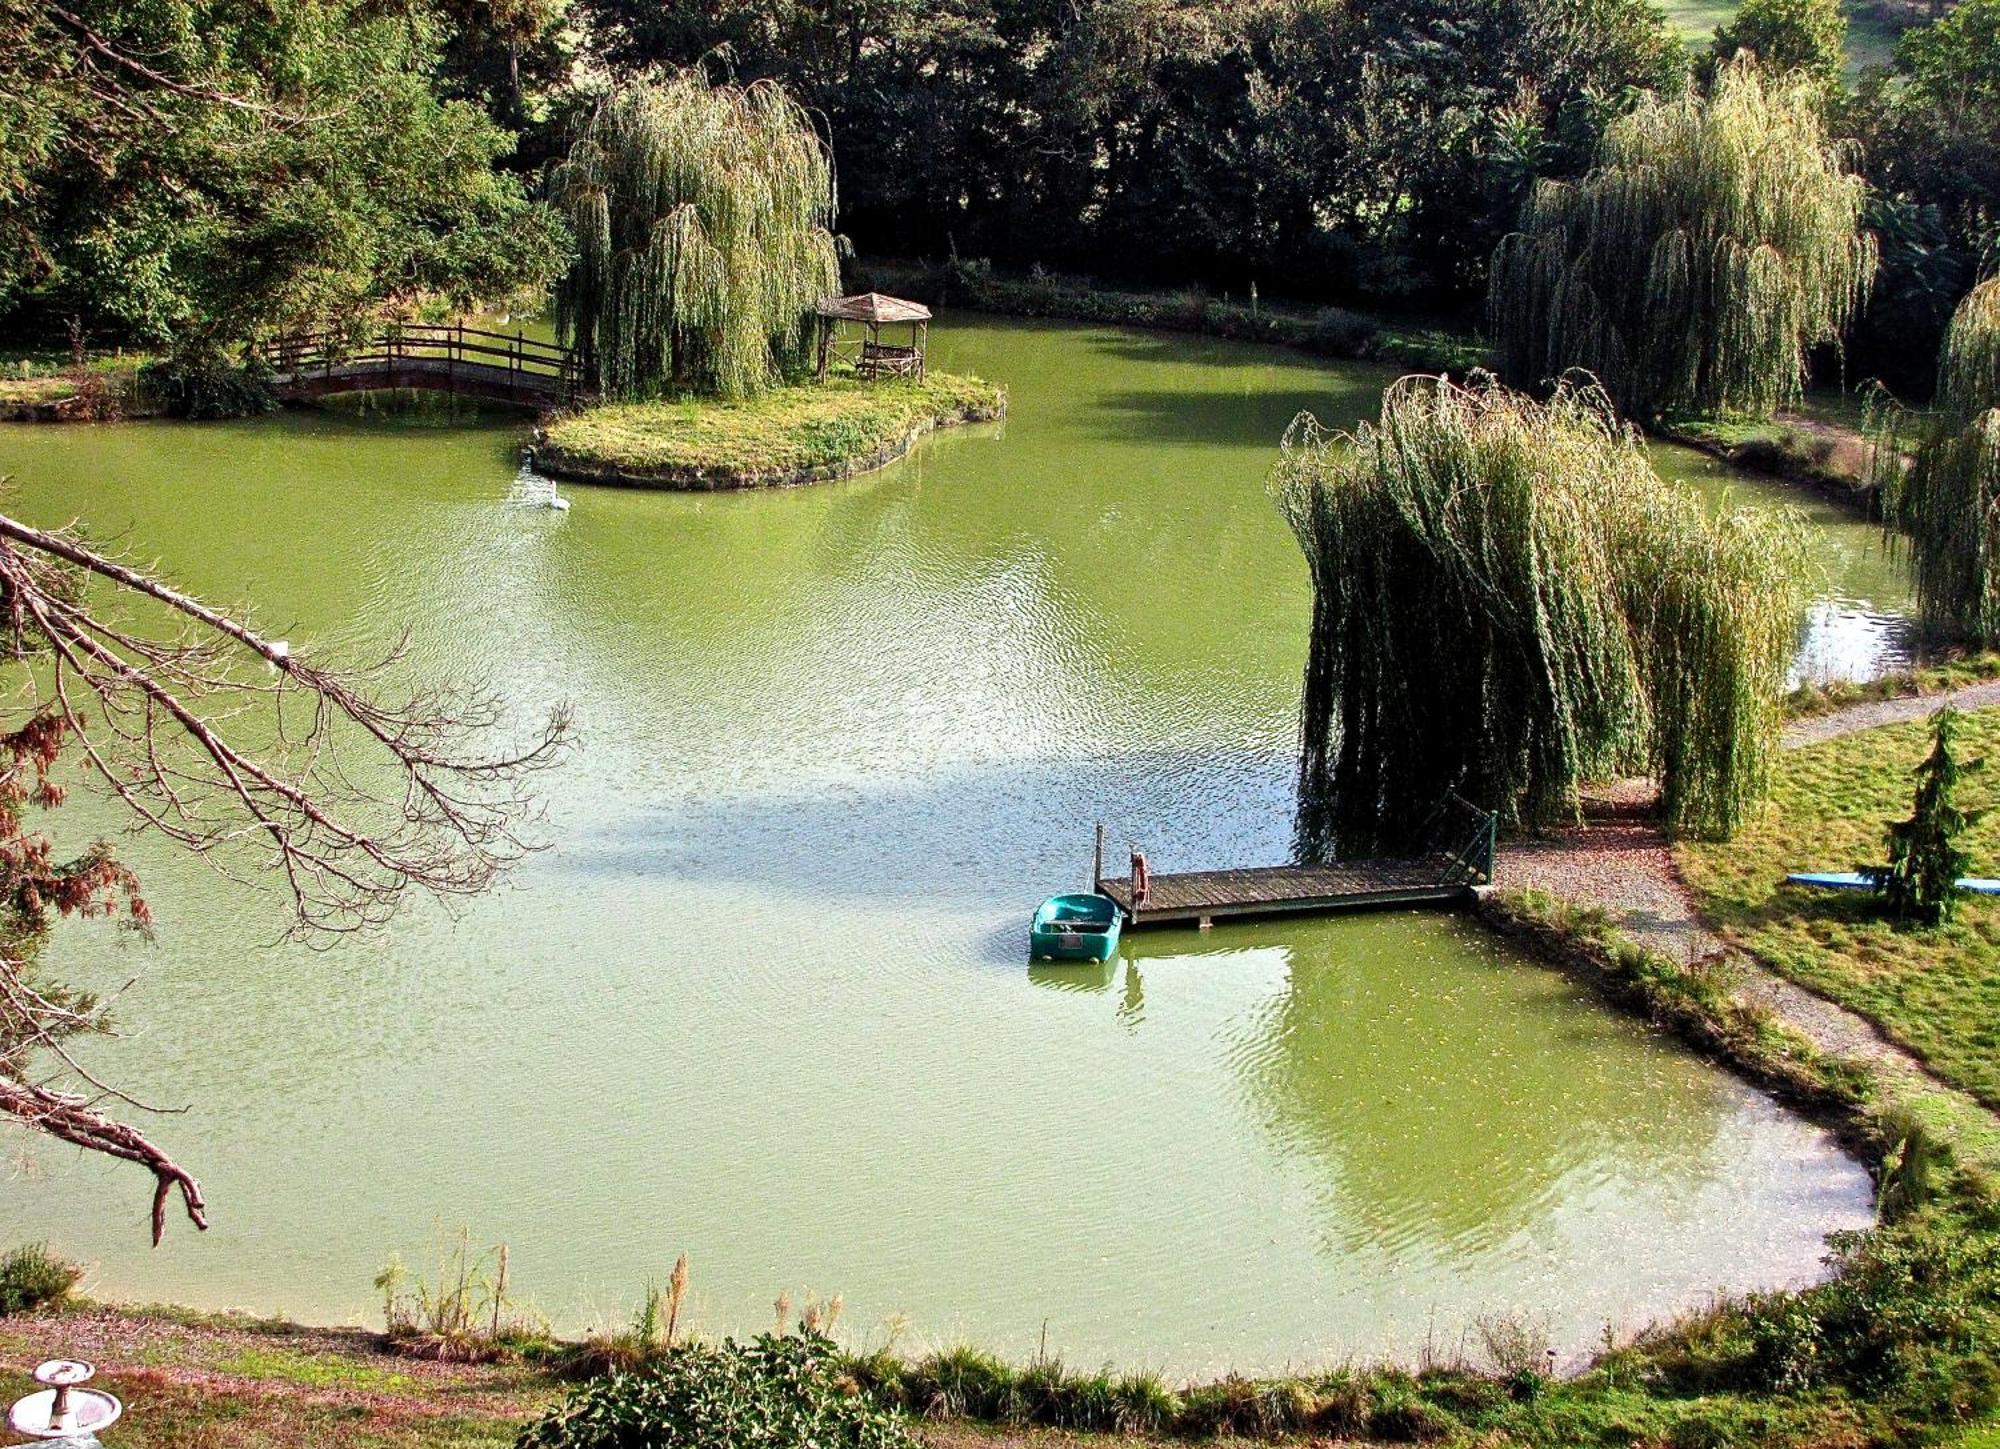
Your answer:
[1877,704,1985,924]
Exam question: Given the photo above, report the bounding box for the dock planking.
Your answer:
[1096,859,1470,929]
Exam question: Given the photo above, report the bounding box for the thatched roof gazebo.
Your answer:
[816,292,932,381]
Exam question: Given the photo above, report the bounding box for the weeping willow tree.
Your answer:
[1489,59,1876,420]
[1273,375,1810,851]
[547,71,841,400]
[1873,279,2000,642]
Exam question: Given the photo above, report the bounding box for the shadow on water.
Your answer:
[1086,388,1379,448]
[561,747,1301,914]
[1078,327,1372,376]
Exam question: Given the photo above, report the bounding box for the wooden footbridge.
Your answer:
[1091,795,1498,929]
[264,324,587,409]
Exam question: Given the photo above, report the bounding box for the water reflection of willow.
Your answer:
[1134,916,1736,1262]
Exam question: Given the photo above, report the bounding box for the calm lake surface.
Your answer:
[0,318,1878,1371]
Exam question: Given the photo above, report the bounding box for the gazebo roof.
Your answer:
[816,291,933,324]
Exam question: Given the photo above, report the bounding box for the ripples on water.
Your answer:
[0,320,1879,1371]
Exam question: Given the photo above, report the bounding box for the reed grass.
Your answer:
[375,1226,542,1363]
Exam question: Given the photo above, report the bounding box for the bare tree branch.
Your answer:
[0,1075,205,1245]
[0,511,574,935]
[0,507,573,1237]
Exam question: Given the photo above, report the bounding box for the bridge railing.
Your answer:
[263,322,586,403]
[1427,791,1499,886]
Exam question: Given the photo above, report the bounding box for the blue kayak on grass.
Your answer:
[1785,871,2000,896]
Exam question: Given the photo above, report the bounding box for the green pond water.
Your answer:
[0,317,1881,1372]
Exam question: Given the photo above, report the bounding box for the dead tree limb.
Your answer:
[0,508,572,1237]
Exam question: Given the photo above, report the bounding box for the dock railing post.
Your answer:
[1093,822,1105,892]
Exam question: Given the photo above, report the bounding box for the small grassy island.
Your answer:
[535,370,1005,490]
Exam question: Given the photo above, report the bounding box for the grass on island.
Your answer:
[1680,706,2000,1110]
[542,371,1003,481]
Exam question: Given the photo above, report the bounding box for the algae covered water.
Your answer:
[0,318,1875,1371]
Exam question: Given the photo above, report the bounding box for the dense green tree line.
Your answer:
[575,0,1688,303]
[0,0,567,358]
[1,0,1994,390]
[1847,0,2000,388]
[573,0,1993,364]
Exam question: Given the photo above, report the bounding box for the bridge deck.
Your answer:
[1097,859,1467,927]
[272,357,567,408]
[265,324,584,409]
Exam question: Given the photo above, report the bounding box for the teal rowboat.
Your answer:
[1030,892,1123,962]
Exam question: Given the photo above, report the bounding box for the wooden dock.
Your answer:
[1085,796,1497,930]
[1097,860,1470,929]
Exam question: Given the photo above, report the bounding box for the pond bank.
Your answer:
[532,372,1005,489]
[1495,682,2000,1168]
[855,259,1488,376]
[1658,411,1879,513]
[0,358,155,422]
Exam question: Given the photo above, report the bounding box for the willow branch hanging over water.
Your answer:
[1488,59,1876,420]
[547,71,841,401]
[1273,375,1810,852]
[1873,279,2000,643]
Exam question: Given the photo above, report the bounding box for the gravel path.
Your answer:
[1498,818,1909,1067]
[1784,679,2000,747]
[1493,675,2000,1076]
[1496,680,1976,1072]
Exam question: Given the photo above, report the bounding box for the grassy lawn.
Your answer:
[1658,0,1902,67]
[540,371,1004,484]
[0,1304,549,1447]
[1680,706,2000,1109]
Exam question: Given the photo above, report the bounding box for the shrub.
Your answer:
[902,1344,1018,1420]
[1877,1108,1943,1221]
[0,1243,80,1315]
[1176,1375,1312,1438]
[1785,1216,2000,1406]
[1176,1376,1263,1437]
[845,1348,908,1409]
[139,352,276,420]
[1111,1370,1181,1433]
[1365,1375,1452,1442]
[518,1332,916,1449]
[1304,306,1381,358]
[1012,1358,1121,1430]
